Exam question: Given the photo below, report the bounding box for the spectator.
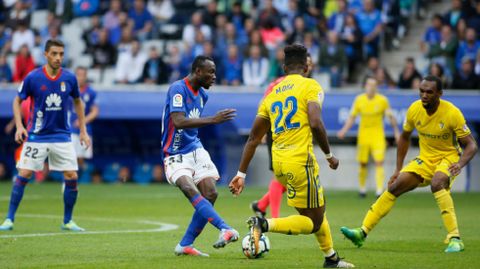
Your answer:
[103,0,124,31]
[213,14,228,51]
[328,0,348,33]
[167,45,182,83]
[13,44,35,82]
[258,0,282,29]
[363,56,380,81]
[303,32,319,66]
[356,0,383,58]
[475,50,480,76]
[39,12,61,40]
[11,21,35,53]
[455,18,467,42]
[259,17,285,52]
[202,0,218,29]
[398,57,422,89]
[148,0,175,38]
[244,30,268,58]
[217,22,246,57]
[82,15,102,54]
[467,2,480,36]
[375,67,396,91]
[202,41,223,83]
[182,11,212,46]
[319,31,347,88]
[73,0,99,17]
[108,12,131,46]
[287,16,307,44]
[455,27,480,70]
[48,0,74,23]
[117,25,134,55]
[427,62,449,88]
[268,46,285,81]
[191,30,206,57]
[142,46,170,84]
[115,40,148,84]
[6,1,30,29]
[281,0,301,36]
[0,54,13,83]
[243,45,269,87]
[0,23,12,55]
[31,32,45,67]
[420,14,443,54]
[228,1,248,34]
[128,0,154,41]
[340,13,363,82]
[381,0,401,50]
[451,58,480,90]
[91,28,117,69]
[222,44,242,86]
[444,0,465,29]
[427,25,458,76]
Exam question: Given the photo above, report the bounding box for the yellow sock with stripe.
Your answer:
[361,191,396,234]
[315,213,335,257]
[375,166,385,195]
[433,189,460,241]
[359,165,367,193]
[267,215,314,235]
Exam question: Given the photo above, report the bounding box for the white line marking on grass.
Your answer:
[0,214,178,239]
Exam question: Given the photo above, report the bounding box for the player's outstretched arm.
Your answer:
[229,116,270,196]
[337,115,355,139]
[171,109,236,129]
[307,102,339,169]
[386,109,400,143]
[73,97,91,148]
[12,96,27,144]
[448,134,478,176]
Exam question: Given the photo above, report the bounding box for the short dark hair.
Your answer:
[191,55,213,73]
[76,66,87,72]
[45,39,65,52]
[284,43,307,70]
[423,75,443,92]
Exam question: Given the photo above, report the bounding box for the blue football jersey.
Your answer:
[69,85,97,135]
[161,78,208,157]
[18,67,80,142]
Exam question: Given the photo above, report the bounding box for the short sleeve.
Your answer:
[350,96,361,116]
[403,104,415,132]
[257,98,269,119]
[70,76,80,99]
[17,76,30,100]
[305,80,324,108]
[383,97,393,117]
[169,85,187,114]
[450,107,471,138]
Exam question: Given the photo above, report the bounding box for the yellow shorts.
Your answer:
[272,160,324,209]
[357,140,386,163]
[400,155,459,188]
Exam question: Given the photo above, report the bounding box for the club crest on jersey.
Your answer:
[439,121,444,129]
[463,124,470,132]
[61,82,66,92]
[45,93,62,111]
[173,94,183,107]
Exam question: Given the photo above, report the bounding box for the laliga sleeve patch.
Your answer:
[173,94,183,107]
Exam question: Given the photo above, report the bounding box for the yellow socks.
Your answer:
[267,215,314,235]
[359,165,368,193]
[433,189,460,241]
[375,165,385,196]
[315,213,335,257]
[361,191,396,234]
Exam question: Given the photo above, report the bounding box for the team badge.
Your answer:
[173,94,183,107]
[61,82,66,92]
[463,124,470,132]
[439,121,444,129]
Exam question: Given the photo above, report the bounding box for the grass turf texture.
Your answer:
[0,183,479,269]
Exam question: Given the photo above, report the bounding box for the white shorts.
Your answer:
[16,142,78,172]
[72,133,93,159]
[164,148,219,185]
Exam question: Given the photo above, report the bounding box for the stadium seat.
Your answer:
[78,163,94,184]
[142,39,164,55]
[30,10,49,31]
[102,162,121,183]
[87,68,102,84]
[73,55,93,69]
[132,163,153,185]
[101,68,116,86]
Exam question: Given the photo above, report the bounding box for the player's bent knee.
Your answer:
[18,169,34,179]
[63,171,78,180]
[203,190,218,204]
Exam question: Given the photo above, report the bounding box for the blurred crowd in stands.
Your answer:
[0,0,479,91]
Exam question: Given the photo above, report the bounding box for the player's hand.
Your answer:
[79,131,91,149]
[14,126,28,144]
[327,156,339,170]
[212,109,237,124]
[73,120,80,128]
[448,163,462,177]
[229,176,245,196]
[388,170,400,188]
[336,130,346,140]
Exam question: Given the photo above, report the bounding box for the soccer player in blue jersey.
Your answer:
[0,39,90,232]
[70,66,99,169]
[162,55,239,257]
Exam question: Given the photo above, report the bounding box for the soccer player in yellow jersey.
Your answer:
[229,44,354,268]
[337,77,400,197]
[341,75,478,253]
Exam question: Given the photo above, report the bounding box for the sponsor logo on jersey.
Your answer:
[188,108,201,119]
[45,93,62,111]
[61,82,66,92]
[173,94,183,107]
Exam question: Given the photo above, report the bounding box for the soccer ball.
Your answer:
[241,233,270,259]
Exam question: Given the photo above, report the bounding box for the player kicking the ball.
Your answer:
[0,39,90,232]
[229,44,354,268]
[162,55,239,257]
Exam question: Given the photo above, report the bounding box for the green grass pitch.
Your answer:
[0,182,479,269]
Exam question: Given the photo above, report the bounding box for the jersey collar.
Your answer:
[183,77,199,96]
[42,66,62,81]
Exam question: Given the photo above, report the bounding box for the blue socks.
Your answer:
[63,180,78,224]
[179,211,208,246]
[190,194,230,231]
[7,175,30,221]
